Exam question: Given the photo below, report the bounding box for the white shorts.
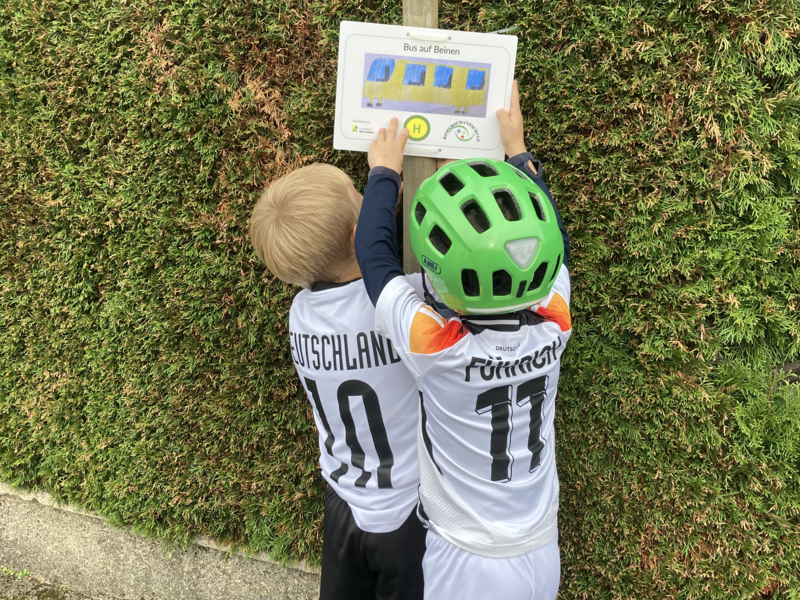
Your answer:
[422,530,560,600]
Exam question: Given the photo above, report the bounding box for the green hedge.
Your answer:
[1,0,799,597]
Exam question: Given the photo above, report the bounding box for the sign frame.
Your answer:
[334,21,518,161]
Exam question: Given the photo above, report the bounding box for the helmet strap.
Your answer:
[421,273,438,311]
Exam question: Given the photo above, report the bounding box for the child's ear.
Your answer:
[350,223,358,253]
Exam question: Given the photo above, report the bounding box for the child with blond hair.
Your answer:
[251,163,427,600]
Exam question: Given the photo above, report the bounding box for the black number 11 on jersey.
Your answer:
[475,375,548,483]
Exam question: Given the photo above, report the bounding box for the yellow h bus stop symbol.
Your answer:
[403,115,431,141]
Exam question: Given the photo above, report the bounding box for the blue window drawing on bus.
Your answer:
[362,56,490,115]
[403,64,427,86]
[466,69,486,91]
[433,65,454,89]
[366,58,395,83]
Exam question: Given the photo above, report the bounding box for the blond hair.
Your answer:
[250,164,359,288]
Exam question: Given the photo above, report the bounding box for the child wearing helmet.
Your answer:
[355,81,571,600]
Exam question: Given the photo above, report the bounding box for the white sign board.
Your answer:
[334,21,518,160]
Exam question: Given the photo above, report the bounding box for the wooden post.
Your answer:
[402,0,438,274]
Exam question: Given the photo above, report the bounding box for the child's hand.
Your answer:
[496,80,527,158]
[368,117,409,174]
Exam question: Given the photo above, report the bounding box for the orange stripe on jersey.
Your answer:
[409,308,469,354]
[536,293,572,332]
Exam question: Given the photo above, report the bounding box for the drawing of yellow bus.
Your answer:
[363,58,488,115]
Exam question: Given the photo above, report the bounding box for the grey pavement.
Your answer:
[0,485,320,600]
[0,569,103,600]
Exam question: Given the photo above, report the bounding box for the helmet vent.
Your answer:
[414,202,427,225]
[516,281,527,298]
[439,173,465,196]
[529,192,545,221]
[528,262,548,293]
[461,200,490,234]
[550,255,562,282]
[462,269,480,297]
[493,189,522,222]
[515,169,531,182]
[469,162,498,177]
[429,225,452,255]
[492,270,512,297]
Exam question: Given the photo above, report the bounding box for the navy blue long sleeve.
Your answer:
[508,152,571,268]
[355,167,404,307]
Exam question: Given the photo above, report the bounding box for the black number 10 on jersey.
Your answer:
[305,378,395,489]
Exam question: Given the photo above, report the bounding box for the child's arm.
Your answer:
[355,120,467,371]
[355,118,409,306]
[497,81,571,269]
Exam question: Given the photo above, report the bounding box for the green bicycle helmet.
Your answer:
[410,158,563,315]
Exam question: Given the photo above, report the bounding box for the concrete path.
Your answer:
[0,484,320,600]
[1,568,102,599]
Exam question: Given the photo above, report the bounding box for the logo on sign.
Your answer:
[444,121,480,143]
[452,125,474,142]
[421,255,441,274]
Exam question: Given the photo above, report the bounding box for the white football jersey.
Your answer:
[289,276,424,533]
[375,265,572,557]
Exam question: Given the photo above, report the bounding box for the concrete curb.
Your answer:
[0,482,319,575]
[0,482,320,600]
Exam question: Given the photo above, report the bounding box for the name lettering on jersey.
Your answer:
[464,335,563,382]
[289,330,402,372]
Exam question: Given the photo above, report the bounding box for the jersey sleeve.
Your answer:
[404,272,426,301]
[375,276,469,379]
[533,264,572,332]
